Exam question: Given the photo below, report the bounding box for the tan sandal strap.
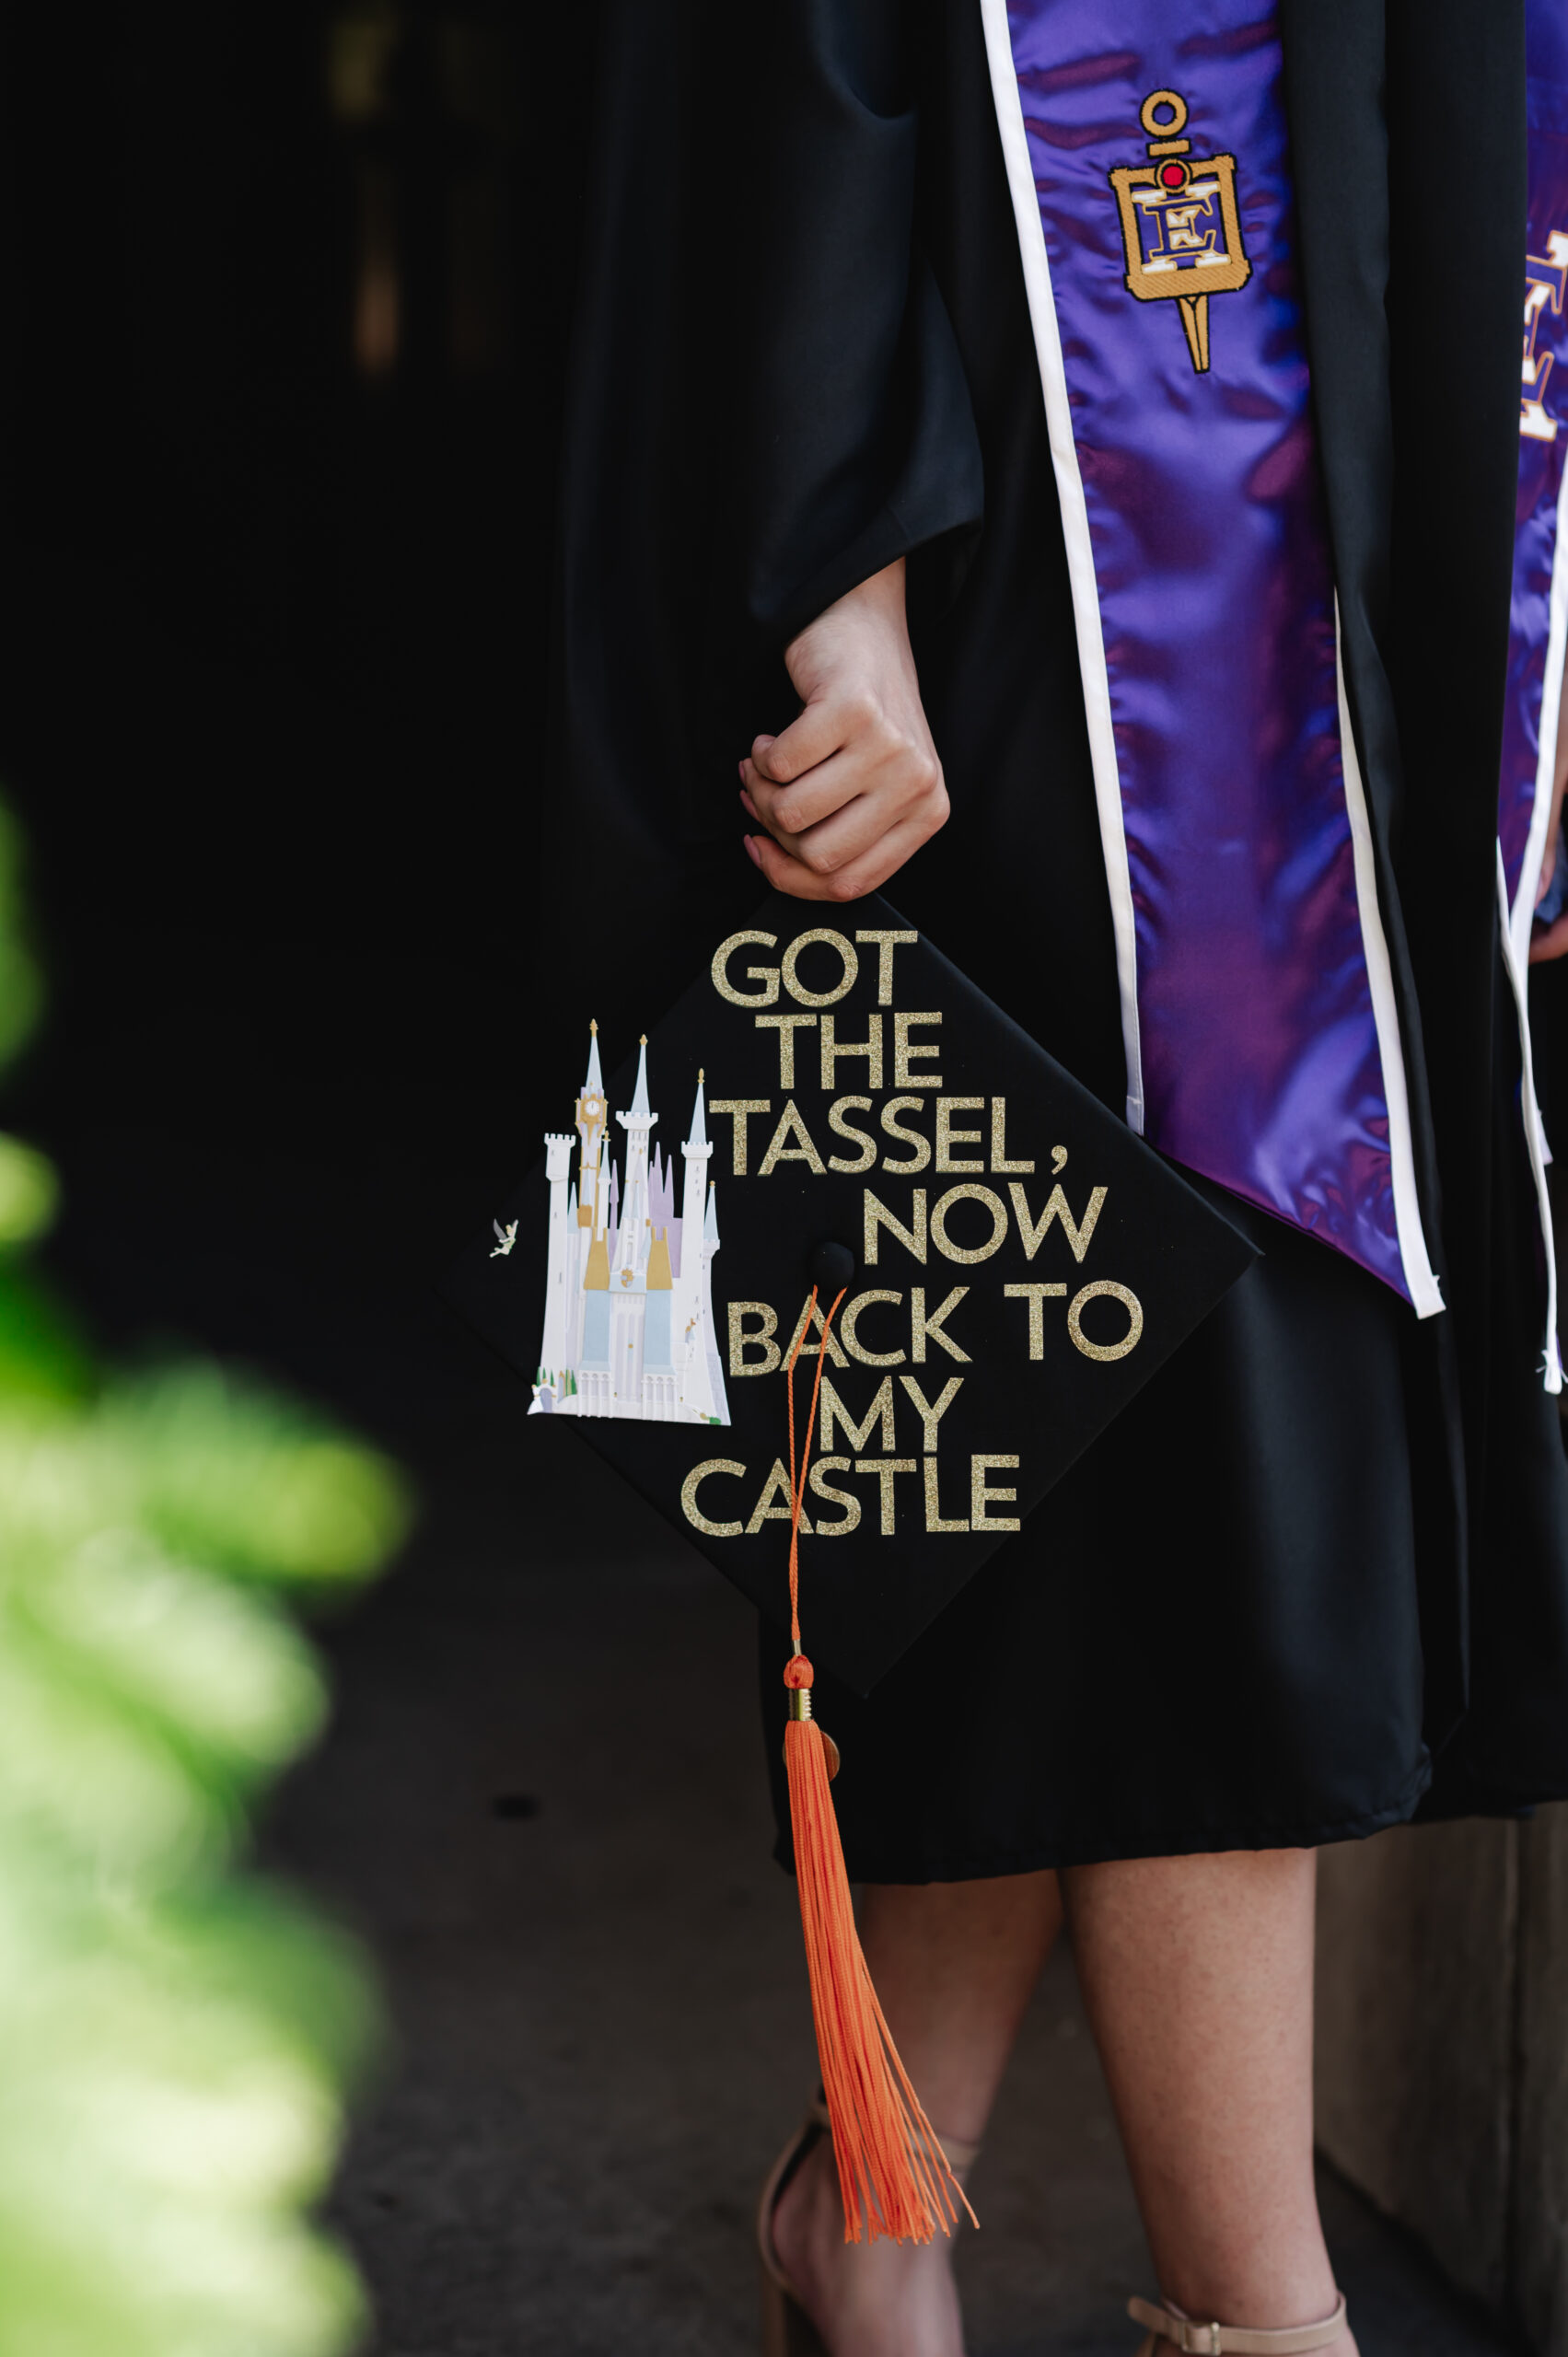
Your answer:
[1128,2293,1347,2356]
[807,2095,980,2178]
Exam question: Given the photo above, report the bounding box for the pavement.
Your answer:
[269,1398,1523,2357]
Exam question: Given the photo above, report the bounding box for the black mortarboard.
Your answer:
[445,889,1256,1694]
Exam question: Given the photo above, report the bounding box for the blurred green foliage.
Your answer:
[0,807,411,2357]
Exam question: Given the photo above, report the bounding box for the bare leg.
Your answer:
[1064,1851,1353,2357]
[772,1869,1063,2357]
[860,1873,1066,2142]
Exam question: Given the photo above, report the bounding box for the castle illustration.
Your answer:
[529,1026,730,1424]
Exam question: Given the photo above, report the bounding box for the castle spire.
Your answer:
[629,1034,651,1120]
[686,1067,708,1150]
[703,1180,719,1246]
[585,1019,603,1096]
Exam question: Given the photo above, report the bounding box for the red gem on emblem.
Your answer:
[1160,161,1187,189]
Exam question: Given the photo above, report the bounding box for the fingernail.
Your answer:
[739,789,758,819]
[738,760,748,782]
[743,834,762,868]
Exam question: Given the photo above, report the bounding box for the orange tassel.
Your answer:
[781,1290,976,2247]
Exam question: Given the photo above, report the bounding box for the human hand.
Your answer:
[740,558,948,901]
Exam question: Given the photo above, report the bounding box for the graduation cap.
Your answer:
[445,889,1255,2237]
[448,889,1255,1684]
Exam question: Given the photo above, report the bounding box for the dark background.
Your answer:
[0,0,595,1455]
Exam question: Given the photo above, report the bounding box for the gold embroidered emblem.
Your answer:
[1523,234,1568,442]
[1109,89,1251,374]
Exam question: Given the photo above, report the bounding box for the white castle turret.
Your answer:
[673,1071,718,1421]
[610,1039,657,1409]
[574,1024,613,1407]
[537,1132,575,1401]
[528,1027,726,1425]
[613,1039,656,1278]
[701,1176,729,1423]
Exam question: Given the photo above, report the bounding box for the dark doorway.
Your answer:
[0,1,591,1443]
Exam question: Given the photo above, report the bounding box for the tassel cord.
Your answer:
[784,1283,843,1657]
[780,1284,977,2246]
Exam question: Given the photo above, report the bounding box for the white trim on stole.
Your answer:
[978,0,1444,1317]
[1498,844,1563,1391]
[1500,443,1568,1390]
[979,0,1145,1132]
[1334,610,1444,1318]
[1511,447,1568,969]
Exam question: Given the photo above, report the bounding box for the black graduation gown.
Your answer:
[545,0,1568,1874]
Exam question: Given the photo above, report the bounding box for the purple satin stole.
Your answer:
[1493,0,1568,1389]
[1504,3,1568,945]
[981,0,1441,1315]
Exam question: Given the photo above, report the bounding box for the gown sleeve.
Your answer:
[546,0,982,1032]
[738,0,985,645]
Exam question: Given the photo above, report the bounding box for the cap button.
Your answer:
[809,1240,856,1295]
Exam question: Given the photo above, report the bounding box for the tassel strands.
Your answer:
[782,1287,976,2246]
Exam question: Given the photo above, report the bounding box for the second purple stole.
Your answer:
[1492,0,1568,1389]
[980,0,1443,1317]
[1504,0,1568,945]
